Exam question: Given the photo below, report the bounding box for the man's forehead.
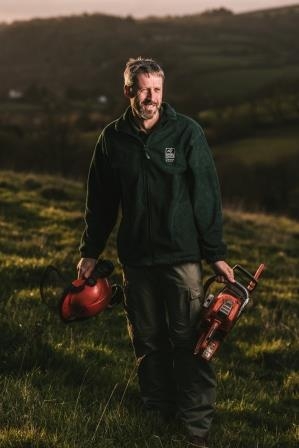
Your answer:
[136,72,164,87]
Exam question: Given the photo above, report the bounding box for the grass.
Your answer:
[199,65,299,103]
[213,127,299,165]
[0,170,298,447]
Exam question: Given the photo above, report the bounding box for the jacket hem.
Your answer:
[119,253,203,267]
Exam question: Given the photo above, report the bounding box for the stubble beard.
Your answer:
[134,99,160,120]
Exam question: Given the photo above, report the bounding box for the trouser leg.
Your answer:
[160,263,216,438]
[173,349,216,437]
[123,266,176,414]
[123,263,216,437]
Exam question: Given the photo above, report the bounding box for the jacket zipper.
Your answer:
[124,131,154,263]
[143,143,154,263]
[143,146,151,160]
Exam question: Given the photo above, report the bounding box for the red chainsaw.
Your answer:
[194,263,265,361]
[40,259,122,323]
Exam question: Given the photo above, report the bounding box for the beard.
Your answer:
[133,98,161,120]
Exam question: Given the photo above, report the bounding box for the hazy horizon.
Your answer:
[0,0,299,23]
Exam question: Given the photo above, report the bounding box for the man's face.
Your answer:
[130,73,163,120]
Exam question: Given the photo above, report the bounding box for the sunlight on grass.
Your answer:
[283,371,299,395]
[0,171,298,448]
[244,338,291,358]
[0,427,53,445]
[39,206,82,221]
[214,127,299,165]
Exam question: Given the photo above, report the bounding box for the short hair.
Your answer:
[124,57,165,88]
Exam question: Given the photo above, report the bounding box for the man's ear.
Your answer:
[124,85,134,98]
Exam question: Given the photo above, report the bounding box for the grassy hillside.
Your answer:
[0,171,298,447]
[214,127,299,165]
[212,127,299,218]
[0,5,299,112]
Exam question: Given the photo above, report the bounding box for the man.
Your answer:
[77,57,234,448]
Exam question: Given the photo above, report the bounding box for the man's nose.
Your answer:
[146,89,154,99]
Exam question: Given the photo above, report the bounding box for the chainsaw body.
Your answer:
[194,264,265,361]
[40,259,123,323]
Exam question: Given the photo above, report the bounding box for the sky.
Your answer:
[0,0,298,22]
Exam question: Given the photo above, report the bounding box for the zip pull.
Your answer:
[143,146,151,160]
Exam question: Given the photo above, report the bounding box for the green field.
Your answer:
[199,65,299,103]
[213,127,299,165]
[0,171,298,447]
[210,126,299,218]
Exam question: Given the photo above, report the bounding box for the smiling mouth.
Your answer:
[144,103,157,108]
[136,101,160,119]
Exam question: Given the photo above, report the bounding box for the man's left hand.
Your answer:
[212,260,235,283]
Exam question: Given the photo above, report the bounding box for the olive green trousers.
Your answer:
[123,263,216,438]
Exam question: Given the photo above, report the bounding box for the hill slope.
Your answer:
[0,171,298,447]
[0,6,299,111]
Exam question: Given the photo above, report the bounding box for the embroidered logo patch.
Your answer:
[165,147,175,163]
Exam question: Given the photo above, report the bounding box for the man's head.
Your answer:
[124,57,165,120]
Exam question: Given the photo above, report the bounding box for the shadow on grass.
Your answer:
[0,317,115,389]
[0,198,40,223]
[213,405,297,448]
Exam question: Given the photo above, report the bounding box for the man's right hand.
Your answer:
[77,257,97,279]
[212,260,235,284]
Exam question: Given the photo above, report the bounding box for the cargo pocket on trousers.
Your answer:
[188,287,203,328]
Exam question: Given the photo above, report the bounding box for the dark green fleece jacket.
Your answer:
[79,103,227,266]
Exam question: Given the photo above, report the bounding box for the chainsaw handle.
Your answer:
[233,263,265,292]
[90,259,114,280]
[203,275,219,297]
[203,276,249,300]
[247,263,265,291]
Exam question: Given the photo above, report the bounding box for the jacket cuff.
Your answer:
[203,246,227,264]
[79,244,101,260]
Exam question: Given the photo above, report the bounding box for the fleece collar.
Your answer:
[114,102,177,134]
